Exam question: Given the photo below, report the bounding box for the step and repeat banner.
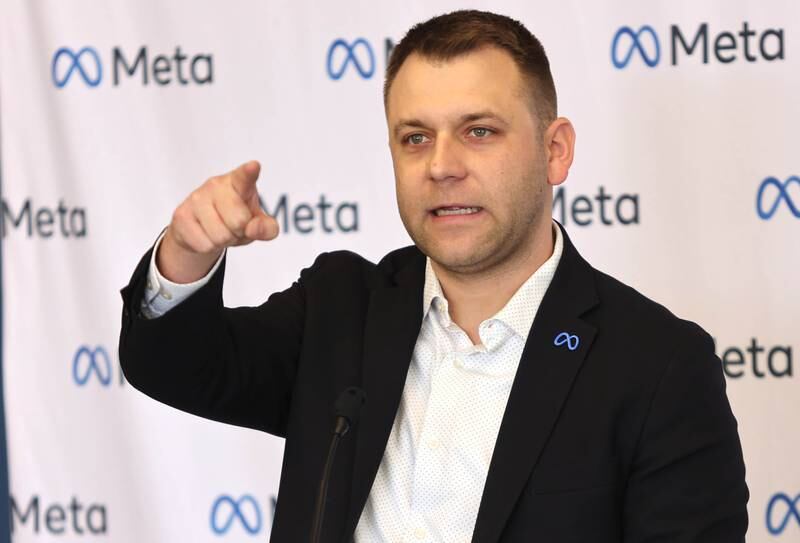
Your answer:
[1,0,798,541]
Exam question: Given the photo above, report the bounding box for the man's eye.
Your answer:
[470,127,492,138]
[406,134,427,145]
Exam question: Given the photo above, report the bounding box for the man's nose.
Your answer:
[428,135,467,182]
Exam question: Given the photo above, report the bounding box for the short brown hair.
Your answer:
[384,10,558,126]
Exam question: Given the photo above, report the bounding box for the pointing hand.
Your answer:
[157,161,279,283]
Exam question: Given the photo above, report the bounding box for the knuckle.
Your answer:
[220,216,242,236]
[231,209,250,231]
[188,190,205,207]
[196,237,216,254]
[205,237,224,251]
[172,204,192,225]
[228,219,246,235]
[209,227,234,248]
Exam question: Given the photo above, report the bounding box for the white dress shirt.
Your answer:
[353,225,562,542]
[142,224,564,542]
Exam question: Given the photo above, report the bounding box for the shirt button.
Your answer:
[160,289,173,300]
[146,279,154,290]
[414,527,427,540]
[428,439,442,451]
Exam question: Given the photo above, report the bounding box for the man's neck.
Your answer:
[432,222,555,345]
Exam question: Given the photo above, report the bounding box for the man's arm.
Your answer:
[623,324,749,542]
[118,160,304,435]
[119,244,328,436]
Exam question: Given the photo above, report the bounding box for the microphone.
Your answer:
[310,387,366,543]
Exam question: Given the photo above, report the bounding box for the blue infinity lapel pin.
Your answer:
[554,332,580,351]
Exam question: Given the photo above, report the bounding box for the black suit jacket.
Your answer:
[119,224,748,542]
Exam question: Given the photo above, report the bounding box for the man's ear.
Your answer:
[544,118,576,187]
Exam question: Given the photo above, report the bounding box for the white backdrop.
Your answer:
[1,0,798,541]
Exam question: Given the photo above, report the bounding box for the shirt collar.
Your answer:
[422,221,564,342]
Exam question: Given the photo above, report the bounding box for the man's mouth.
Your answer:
[432,206,482,217]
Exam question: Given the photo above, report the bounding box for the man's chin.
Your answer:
[425,246,495,275]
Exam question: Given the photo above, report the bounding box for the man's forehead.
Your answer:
[386,48,526,120]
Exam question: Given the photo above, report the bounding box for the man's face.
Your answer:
[386,47,550,276]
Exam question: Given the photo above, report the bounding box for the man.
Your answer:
[119,10,748,542]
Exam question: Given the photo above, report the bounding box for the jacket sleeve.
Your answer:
[623,325,749,542]
[118,246,324,437]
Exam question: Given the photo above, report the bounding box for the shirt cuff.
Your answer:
[140,231,226,319]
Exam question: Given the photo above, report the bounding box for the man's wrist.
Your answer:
[156,227,223,284]
[141,230,225,319]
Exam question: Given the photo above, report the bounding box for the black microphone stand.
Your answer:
[310,387,366,543]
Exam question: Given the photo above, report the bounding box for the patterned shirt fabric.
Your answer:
[354,224,563,542]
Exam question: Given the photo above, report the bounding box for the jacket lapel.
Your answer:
[471,226,600,543]
[344,249,426,539]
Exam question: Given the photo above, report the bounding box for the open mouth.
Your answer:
[432,206,482,217]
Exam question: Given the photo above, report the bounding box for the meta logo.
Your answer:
[52,45,213,88]
[327,38,375,80]
[260,194,359,235]
[1,198,86,239]
[612,22,784,69]
[757,176,799,220]
[52,47,102,87]
[554,332,580,351]
[552,186,639,227]
[326,37,395,80]
[612,26,660,68]
[11,495,107,536]
[210,494,278,535]
[73,345,125,387]
[766,492,800,535]
[715,338,793,379]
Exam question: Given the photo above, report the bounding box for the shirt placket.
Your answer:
[403,316,472,542]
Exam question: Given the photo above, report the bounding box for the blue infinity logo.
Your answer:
[210,494,262,535]
[52,47,102,88]
[326,38,375,80]
[756,176,800,219]
[611,26,661,68]
[766,492,800,535]
[554,332,580,351]
[72,346,112,386]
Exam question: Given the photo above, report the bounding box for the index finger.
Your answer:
[230,160,261,199]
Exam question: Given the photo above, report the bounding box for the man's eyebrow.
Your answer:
[392,111,509,138]
[393,119,428,138]
[459,110,508,125]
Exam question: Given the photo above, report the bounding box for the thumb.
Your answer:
[244,212,280,241]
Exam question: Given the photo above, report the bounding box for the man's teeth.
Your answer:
[434,207,481,216]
